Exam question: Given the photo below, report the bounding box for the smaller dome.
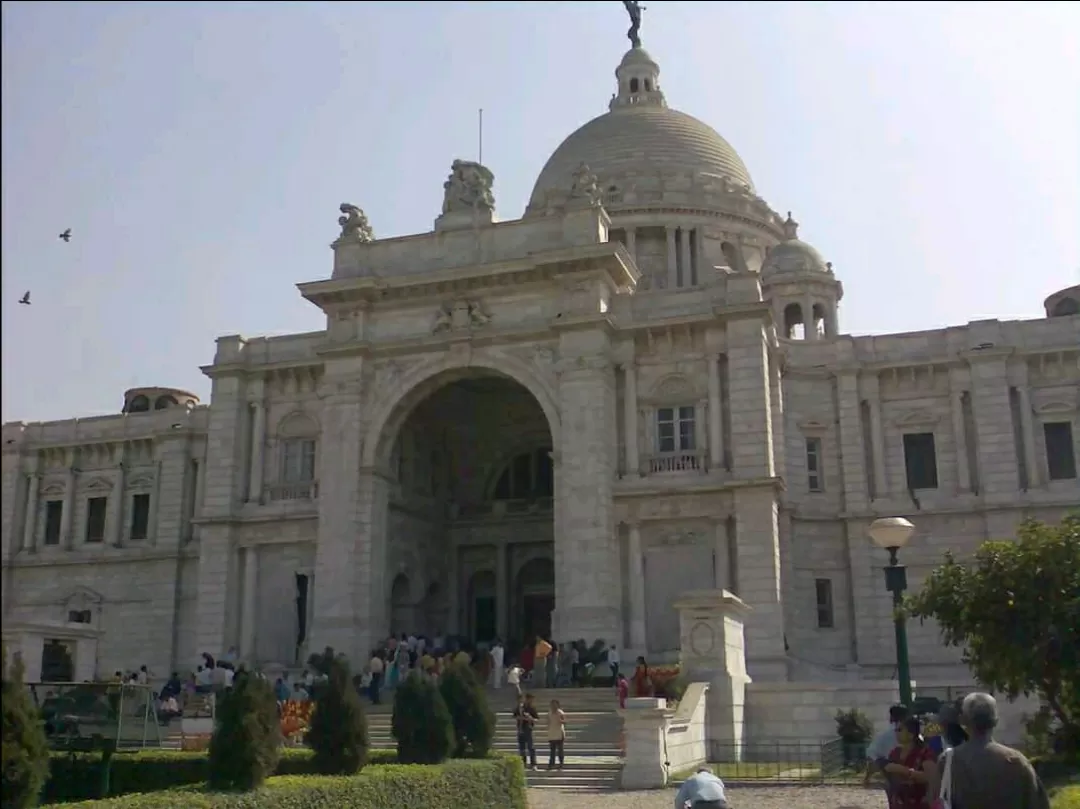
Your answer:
[1043,284,1079,318]
[761,213,832,279]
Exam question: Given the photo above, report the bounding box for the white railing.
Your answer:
[264,481,319,502]
[645,452,706,474]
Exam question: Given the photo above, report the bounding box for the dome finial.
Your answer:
[622,0,645,48]
[783,211,799,240]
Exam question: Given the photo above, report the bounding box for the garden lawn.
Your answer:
[41,756,526,809]
[1050,784,1079,809]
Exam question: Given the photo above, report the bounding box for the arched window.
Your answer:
[784,302,805,340]
[492,448,554,500]
[720,241,746,272]
[629,77,640,93]
[127,395,150,413]
[154,395,178,410]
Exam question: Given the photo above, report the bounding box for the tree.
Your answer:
[207,671,282,791]
[1,649,50,809]
[907,514,1079,751]
[391,672,454,764]
[439,661,495,758]
[307,657,368,774]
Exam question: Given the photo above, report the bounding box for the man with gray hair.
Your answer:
[937,692,1049,809]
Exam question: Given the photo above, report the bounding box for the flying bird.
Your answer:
[19,291,31,305]
[59,228,71,242]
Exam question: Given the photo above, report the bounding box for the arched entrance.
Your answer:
[389,574,412,637]
[514,557,555,643]
[375,368,556,648]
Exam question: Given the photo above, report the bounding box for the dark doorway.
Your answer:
[41,639,74,682]
[522,594,554,642]
[475,596,497,642]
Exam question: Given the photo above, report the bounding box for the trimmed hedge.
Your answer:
[42,757,527,809]
[40,748,397,803]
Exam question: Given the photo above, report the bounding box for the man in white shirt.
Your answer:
[864,704,907,786]
[195,665,213,693]
[608,646,621,679]
[674,768,728,809]
[490,640,505,688]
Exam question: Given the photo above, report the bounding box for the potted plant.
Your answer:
[835,708,874,767]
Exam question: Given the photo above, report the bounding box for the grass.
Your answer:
[1051,784,1079,809]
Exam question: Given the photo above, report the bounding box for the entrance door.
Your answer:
[522,594,554,642]
[474,596,497,642]
[40,639,74,682]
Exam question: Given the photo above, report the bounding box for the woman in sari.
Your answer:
[883,717,937,809]
[386,644,401,690]
[631,656,652,698]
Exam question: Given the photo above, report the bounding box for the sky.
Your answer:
[2,1,1078,424]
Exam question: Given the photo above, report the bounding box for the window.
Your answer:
[806,437,824,492]
[85,497,108,543]
[657,406,696,453]
[282,439,316,483]
[130,493,151,540]
[493,448,553,500]
[127,395,150,413]
[815,579,834,628]
[154,395,178,410]
[43,500,63,546]
[67,609,92,624]
[903,432,939,490]
[1044,421,1077,480]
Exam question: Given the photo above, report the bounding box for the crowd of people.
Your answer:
[863,692,1051,809]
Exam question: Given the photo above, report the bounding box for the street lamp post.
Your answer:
[868,517,916,708]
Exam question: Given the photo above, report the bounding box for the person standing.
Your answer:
[490,639,505,689]
[607,645,621,680]
[883,717,937,809]
[865,704,908,786]
[939,692,1050,809]
[513,692,539,770]
[368,651,384,705]
[546,698,567,770]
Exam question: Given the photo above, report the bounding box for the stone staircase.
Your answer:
[367,686,623,791]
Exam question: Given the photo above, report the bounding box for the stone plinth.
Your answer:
[619,697,671,790]
[674,589,752,761]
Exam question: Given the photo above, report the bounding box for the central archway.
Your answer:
[371,361,558,653]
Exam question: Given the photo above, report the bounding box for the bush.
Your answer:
[207,672,281,791]
[39,757,527,809]
[391,672,453,764]
[41,749,397,803]
[439,662,495,759]
[2,649,50,809]
[834,708,874,743]
[306,657,368,774]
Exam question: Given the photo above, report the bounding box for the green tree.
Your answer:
[306,657,368,774]
[391,672,454,764]
[439,661,495,758]
[207,671,282,791]
[1,649,50,809]
[907,514,1079,751]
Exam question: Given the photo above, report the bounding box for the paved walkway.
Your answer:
[528,785,889,809]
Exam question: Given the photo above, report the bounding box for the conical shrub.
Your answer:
[2,649,50,809]
[391,671,453,764]
[207,671,281,791]
[307,657,368,774]
[439,661,495,758]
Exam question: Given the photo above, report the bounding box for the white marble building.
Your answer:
[3,44,1078,690]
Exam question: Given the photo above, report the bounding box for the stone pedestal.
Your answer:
[619,697,671,790]
[674,589,752,761]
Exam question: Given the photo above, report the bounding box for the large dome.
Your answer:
[527,47,753,212]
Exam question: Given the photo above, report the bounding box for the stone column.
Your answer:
[1017,385,1039,487]
[707,354,722,469]
[724,319,775,479]
[625,227,637,265]
[679,227,692,289]
[109,454,126,545]
[674,590,751,760]
[60,454,76,549]
[495,542,508,640]
[446,544,460,634]
[240,545,259,660]
[552,349,621,645]
[22,473,39,552]
[712,519,729,590]
[623,361,640,475]
[864,375,888,497]
[949,385,971,492]
[626,522,647,652]
[192,458,206,541]
[803,295,817,340]
[731,487,786,680]
[665,227,677,290]
[969,355,1019,496]
[247,401,266,503]
[147,460,163,544]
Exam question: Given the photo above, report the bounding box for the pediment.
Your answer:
[83,476,114,492]
[648,374,698,403]
[895,409,939,428]
[127,473,155,489]
[63,586,104,608]
[1034,400,1075,416]
[798,418,830,433]
[41,482,66,496]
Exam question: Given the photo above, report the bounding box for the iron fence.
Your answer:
[669,739,870,785]
[26,681,163,751]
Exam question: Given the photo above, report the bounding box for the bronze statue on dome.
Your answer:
[623,0,645,48]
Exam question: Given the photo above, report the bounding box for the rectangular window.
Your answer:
[1044,421,1077,481]
[282,439,317,483]
[85,497,108,543]
[657,406,696,453]
[130,493,151,540]
[815,578,834,629]
[903,432,939,490]
[806,437,824,492]
[43,500,63,546]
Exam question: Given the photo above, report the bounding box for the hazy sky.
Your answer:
[2,1,1078,423]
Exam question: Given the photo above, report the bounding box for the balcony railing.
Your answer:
[264,481,319,502]
[644,452,706,474]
